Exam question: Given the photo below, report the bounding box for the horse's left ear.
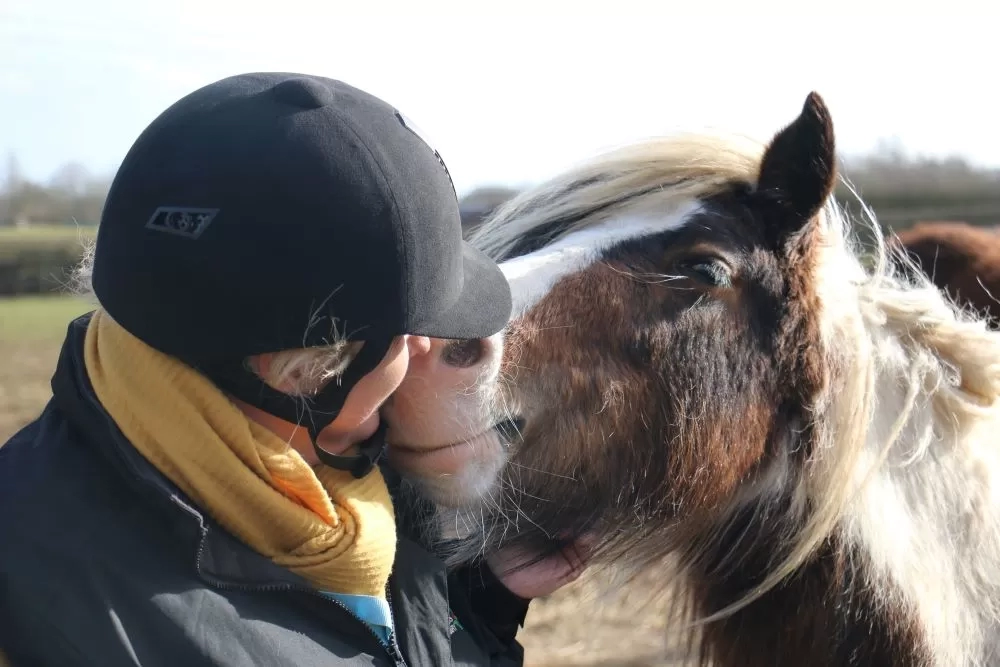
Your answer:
[756,92,837,248]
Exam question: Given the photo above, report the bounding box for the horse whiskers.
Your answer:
[504,460,578,481]
[604,262,692,286]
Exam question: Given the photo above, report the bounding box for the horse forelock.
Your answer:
[470,132,765,264]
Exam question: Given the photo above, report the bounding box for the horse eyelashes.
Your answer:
[686,260,732,289]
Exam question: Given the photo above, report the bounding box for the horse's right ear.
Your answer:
[756,92,837,250]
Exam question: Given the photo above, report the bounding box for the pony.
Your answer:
[387,93,1000,666]
[893,220,1000,328]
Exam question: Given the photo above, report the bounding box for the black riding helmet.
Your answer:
[91,72,512,477]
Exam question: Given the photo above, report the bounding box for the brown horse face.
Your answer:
[474,94,837,565]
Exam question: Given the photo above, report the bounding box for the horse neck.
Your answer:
[839,309,1000,666]
[687,337,1000,667]
[685,522,933,666]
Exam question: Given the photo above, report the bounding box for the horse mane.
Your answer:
[470,132,766,262]
[470,132,1000,655]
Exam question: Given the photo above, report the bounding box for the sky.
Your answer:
[2,0,997,197]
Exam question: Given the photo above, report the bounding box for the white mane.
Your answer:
[472,132,1000,666]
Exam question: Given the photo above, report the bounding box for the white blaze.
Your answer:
[498,200,702,316]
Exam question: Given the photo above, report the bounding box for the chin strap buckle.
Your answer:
[312,421,388,478]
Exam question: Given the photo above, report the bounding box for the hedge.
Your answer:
[0,226,96,297]
[1,195,999,298]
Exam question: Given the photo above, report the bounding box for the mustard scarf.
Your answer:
[83,308,396,598]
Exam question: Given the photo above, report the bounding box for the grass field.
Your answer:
[0,293,684,666]
[0,294,93,342]
[0,295,93,442]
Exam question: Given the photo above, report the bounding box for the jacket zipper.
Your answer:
[383,583,406,664]
[193,532,408,667]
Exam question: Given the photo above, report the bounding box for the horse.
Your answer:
[387,92,1000,666]
[893,220,1000,328]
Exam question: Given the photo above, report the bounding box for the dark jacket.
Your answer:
[0,315,529,667]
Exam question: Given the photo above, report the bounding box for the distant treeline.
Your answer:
[3,145,1000,233]
[458,149,1000,235]
[2,143,999,297]
[0,155,109,228]
[836,147,1000,229]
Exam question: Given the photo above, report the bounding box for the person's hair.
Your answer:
[70,242,362,397]
[246,340,364,397]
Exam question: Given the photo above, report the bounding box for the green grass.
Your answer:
[0,294,93,343]
[0,294,93,441]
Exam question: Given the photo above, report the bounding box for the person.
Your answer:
[0,72,585,666]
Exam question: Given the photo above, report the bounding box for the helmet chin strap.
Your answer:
[310,420,389,478]
[202,335,396,479]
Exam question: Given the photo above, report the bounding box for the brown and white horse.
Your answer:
[893,220,1000,329]
[388,93,1000,666]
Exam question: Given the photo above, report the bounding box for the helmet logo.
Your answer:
[146,207,219,239]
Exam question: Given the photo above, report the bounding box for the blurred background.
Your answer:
[2,1,997,664]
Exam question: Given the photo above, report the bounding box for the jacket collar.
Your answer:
[49,313,339,589]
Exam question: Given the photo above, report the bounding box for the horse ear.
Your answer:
[756,92,837,248]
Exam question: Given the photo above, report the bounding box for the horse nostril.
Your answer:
[441,338,486,369]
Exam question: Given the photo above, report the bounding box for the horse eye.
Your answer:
[687,260,732,288]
